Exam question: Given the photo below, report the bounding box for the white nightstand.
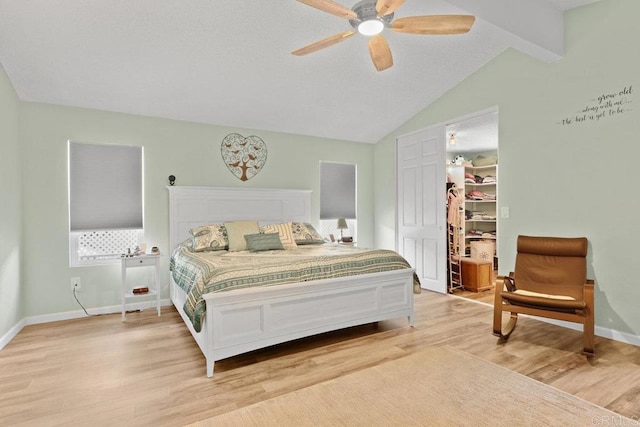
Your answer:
[121,254,161,321]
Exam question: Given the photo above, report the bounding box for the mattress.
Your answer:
[170,242,417,332]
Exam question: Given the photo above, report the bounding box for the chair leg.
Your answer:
[493,286,518,338]
[494,310,518,338]
[583,309,595,355]
[501,313,518,338]
[583,280,595,355]
[493,287,503,336]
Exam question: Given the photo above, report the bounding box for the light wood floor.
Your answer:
[2,291,639,426]
[452,286,495,304]
[450,269,498,304]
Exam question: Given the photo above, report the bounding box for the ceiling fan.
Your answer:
[292,0,475,71]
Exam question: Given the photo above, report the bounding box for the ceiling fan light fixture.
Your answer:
[358,19,384,36]
[293,0,476,72]
[349,1,392,36]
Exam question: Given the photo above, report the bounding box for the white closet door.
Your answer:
[396,126,446,293]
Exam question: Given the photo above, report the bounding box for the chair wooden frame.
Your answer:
[492,236,595,355]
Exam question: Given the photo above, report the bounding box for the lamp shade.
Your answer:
[337,218,348,230]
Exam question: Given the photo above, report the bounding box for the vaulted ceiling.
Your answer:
[0,0,599,143]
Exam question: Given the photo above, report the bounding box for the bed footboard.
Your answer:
[172,269,414,377]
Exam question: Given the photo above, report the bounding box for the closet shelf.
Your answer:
[447,156,498,284]
[465,164,497,171]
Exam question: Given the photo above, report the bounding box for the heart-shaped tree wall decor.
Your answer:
[221,133,268,181]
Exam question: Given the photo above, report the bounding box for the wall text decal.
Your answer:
[558,85,633,126]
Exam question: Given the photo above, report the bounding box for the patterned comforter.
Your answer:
[170,242,418,332]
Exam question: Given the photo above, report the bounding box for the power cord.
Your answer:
[73,287,93,316]
[73,287,157,317]
[73,288,142,317]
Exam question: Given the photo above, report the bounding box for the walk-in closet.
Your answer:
[445,111,498,296]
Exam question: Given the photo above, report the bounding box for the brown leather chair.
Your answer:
[493,235,595,355]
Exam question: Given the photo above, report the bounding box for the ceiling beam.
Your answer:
[442,0,565,62]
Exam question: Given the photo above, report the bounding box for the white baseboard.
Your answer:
[0,318,26,351]
[595,325,640,347]
[516,317,640,347]
[0,298,172,351]
[3,296,639,351]
[24,298,172,325]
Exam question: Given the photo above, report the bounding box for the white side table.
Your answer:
[121,254,161,321]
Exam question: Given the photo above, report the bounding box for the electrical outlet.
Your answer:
[70,277,82,291]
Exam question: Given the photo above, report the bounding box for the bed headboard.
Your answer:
[167,186,312,252]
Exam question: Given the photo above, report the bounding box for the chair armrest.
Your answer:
[496,274,516,292]
[504,275,516,292]
[584,279,595,304]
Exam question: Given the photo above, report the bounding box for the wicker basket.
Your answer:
[470,240,495,261]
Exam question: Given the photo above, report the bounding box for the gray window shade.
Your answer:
[320,162,356,219]
[69,142,143,231]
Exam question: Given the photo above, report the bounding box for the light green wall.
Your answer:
[0,65,22,338]
[19,103,374,317]
[6,0,640,340]
[374,0,640,335]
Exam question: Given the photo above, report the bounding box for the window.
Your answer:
[319,162,357,242]
[68,141,144,266]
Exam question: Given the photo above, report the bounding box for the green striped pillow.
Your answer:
[244,233,284,252]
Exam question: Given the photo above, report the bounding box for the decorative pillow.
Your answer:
[189,224,228,252]
[290,222,324,245]
[260,222,298,249]
[244,233,284,252]
[224,221,261,252]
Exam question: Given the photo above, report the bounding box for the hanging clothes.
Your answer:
[447,186,463,225]
[447,186,464,255]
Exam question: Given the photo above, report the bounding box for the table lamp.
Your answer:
[337,218,348,242]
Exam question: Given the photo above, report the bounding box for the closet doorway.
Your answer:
[396,108,498,296]
[445,109,499,300]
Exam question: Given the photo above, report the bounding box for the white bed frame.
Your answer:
[167,186,414,377]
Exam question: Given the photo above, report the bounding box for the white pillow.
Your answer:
[224,221,261,252]
[260,222,298,249]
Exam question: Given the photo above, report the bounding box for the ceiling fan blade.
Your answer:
[376,0,405,17]
[392,15,476,35]
[368,34,393,71]
[296,0,357,19]
[292,31,356,56]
